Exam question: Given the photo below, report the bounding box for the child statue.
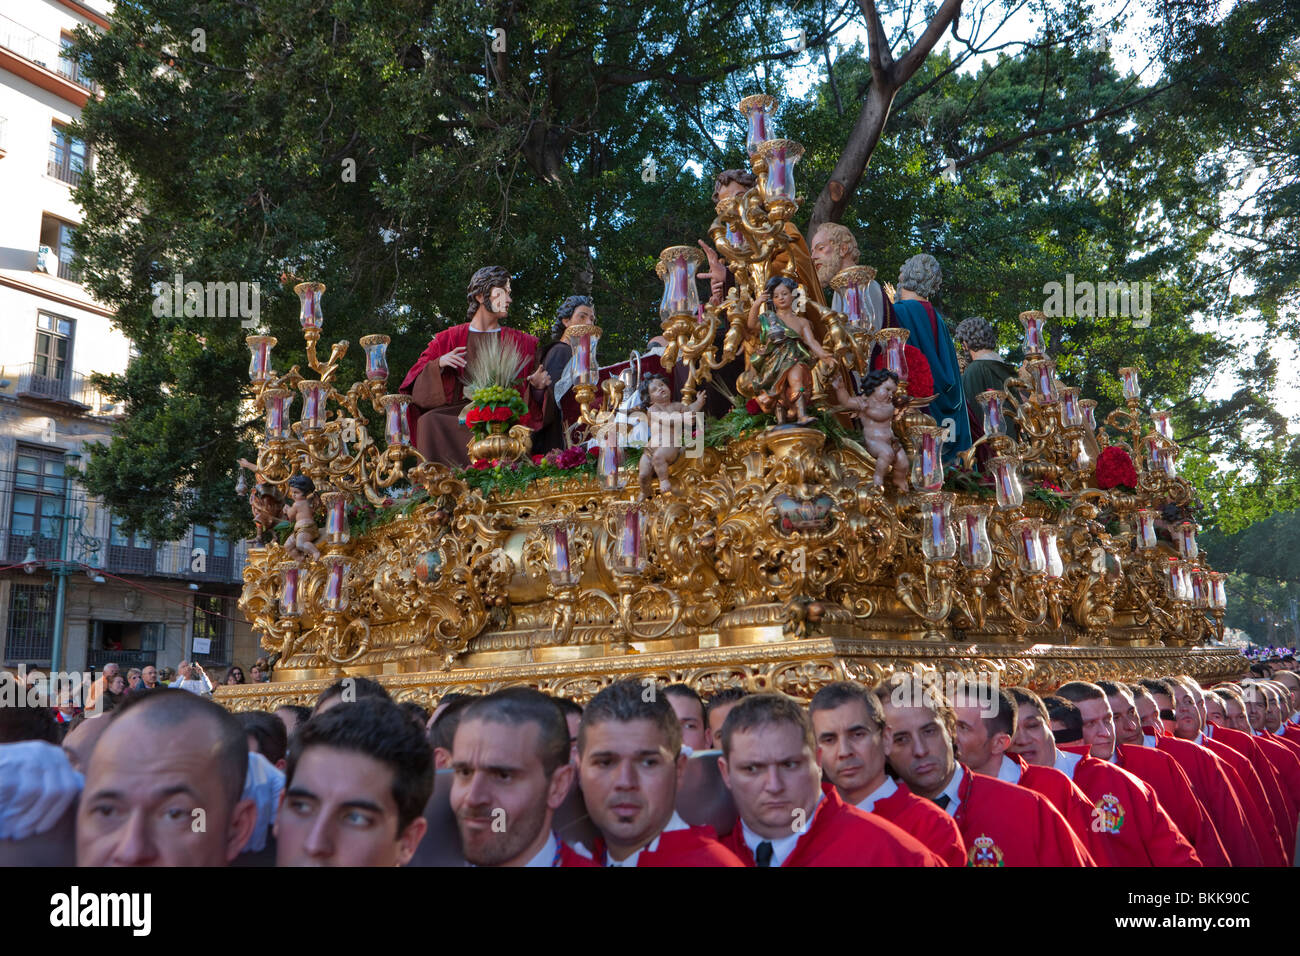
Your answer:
[282,474,322,560]
[745,276,833,425]
[835,369,910,491]
[236,458,285,544]
[637,374,707,500]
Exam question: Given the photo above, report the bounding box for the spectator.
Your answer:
[312,676,391,716]
[238,710,289,770]
[85,662,120,713]
[705,687,748,749]
[170,661,213,696]
[275,704,311,738]
[429,696,475,769]
[250,665,264,683]
[76,689,257,866]
[275,698,432,867]
[139,665,160,690]
[224,666,247,686]
[663,683,711,752]
[126,668,143,692]
[102,673,128,712]
[555,696,583,763]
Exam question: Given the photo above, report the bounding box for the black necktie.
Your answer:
[932,794,951,810]
[755,841,775,867]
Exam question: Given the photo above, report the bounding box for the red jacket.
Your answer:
[1198,731,1290,864]
[585,825,746,867]
[1066,753,1201,866]
[869,781,968,868]
[948,764,1094,866]
[720,786,945,867]
[1147,734,1259,867]
[1205,723,1297,849]
[557,841,600,867]
[1003,758,1107,864]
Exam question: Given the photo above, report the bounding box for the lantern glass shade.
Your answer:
[917,493,957,562]
[614,507,647,575]
[360,335,390,382]
[910,426,946,492]
[321,492,349,545]
[1040,528,1065,579]
[722,224,749,254]
[324,557,349,612]
[1152,443,1177,479]
[1210,574,1227,609]
[279,565,301,617]
[1080,400,1098,431]
[1190,568,1208,608]
[1135,509,1158,550]
[954,505,993,569]
[877,329,910,385]
[299,381,328,432]
[1015,518,1047,574]
[1151,410,1174,441]
[1059,387,1083,427]
[657,247,703,323]
[978,390,1008,437]
[989,456,1025,509]
[1026,359,1059,404]
[1020,312,1047,355]
[1175,521,1199,560]
[739,95,776,157]
[264,390,293,440]
[571,327,600,386]
[247,335,276,384]
[831,268,879,333]
[546,522,581,586]
[381,394,412,448]
[295,282,325,331]
[758,140,804,202]
[597,429,625,490]
[1119,367,1141,401]
[1067,435,1093,473]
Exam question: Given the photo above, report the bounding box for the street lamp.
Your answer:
[22,546,38,574]
[48,448,83,674]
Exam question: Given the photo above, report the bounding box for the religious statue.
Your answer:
[953,316,1022,441]
[533,295,596,455]
[893,254,972,457]
[282,474,321,560]
[835,369,910,491]
[743,276,833,425]
[399,266,553,467]
[236,457,284,544]
[637,374,707,500]
[809,222,892,332]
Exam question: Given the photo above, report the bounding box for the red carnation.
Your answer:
[471,459,491,470]
[491,406,513,422]
[1096,446,1137,490]
[587,447,599,457]
[745,398,763,415]
[873,345,933,400]
[531,454,545,465]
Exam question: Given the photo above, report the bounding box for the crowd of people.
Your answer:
[2,661,1299,867]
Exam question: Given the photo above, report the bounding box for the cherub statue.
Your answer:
[282,474,322,559]
[250,483,284,544]
[745,276,833,425]
[637,374,707,500]
[836,369,910,491]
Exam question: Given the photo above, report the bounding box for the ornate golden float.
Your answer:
[220,97,1243,711]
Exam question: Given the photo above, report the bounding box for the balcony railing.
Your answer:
[0,15,96,92]
[48,156,83,187]
[12,362,91,408]
[87,649,158,671]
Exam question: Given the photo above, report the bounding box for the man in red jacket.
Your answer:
[874,675,1093,866]
[1033,691,1200,866]
[810,681,966,866]
[572,679,743,866]
[717,692,943,866]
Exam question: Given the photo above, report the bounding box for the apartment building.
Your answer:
[0,0,259,678]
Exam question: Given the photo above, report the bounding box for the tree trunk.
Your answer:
[808,81,897,238]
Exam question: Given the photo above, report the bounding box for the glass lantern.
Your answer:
[295,281,325,331]
[1058,387,1083,427]
[1174,520,1199,560]
[1189,568,1209,608]
[910,425,946,492]
[323,555,350,612]
[1040,527,1065,579]
[264,389,293,441]
[299,381,328,432]
[755,139,804,202]
[380,394,412,448]
[1014,518,1047,574]
[917,493,957,562]
[722,223,748,254]
[1151,441,1177,479]
[657,246,703,323]
[1019,310,1047,356]
[570,325,601,387]
[988,455,1025,509]
[360,334,390,382]
[1025,359,1059,404]
[321,492,349,545]
[597,426,625,491]
[246,335,277,384]
[831,267,879,334]
[1134,509,1158,549]
[1119,367,1141,401]
[1209,572,1227,609]
[876,328,910,386]
[613,506,647,575]
[279,564,301,617]
[1151,409,1174,442]
[977,390,1008,437]
[545,520,581,587]
[1080,399,1098,432]
[953,504,993,569]
[739,94,777,157]
[1066,434,1094,473]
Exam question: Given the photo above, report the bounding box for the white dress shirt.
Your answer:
[1142,733,1158,747]
[741,793,823,867]
[996,755,1021,783]
[1053,748,1083,779]
[604,812,691,867]
[932,765,965,818]
[523,831,559,868]
[854,776,898,814]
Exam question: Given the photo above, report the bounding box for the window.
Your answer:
[191,524,232,578]
[8,445,67,562]
[192,595,228,664]
[57,33,93,90]
[5,583,54,664]
[34,312,74,384]
[108,514,154,574]
[39,215,79,282]
[48,122,87,186]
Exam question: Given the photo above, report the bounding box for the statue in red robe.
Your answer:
[398,266,553,467]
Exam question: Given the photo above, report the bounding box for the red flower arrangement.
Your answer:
[873,344,934,400]
[464,406,516,426]
[745,398,763,415]
[1096,446,1138,490]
